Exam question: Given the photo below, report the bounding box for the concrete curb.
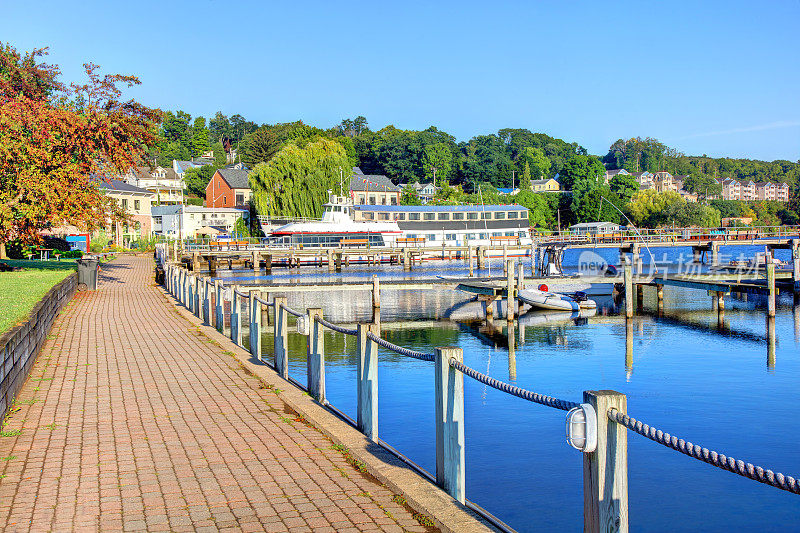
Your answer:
[159,284,498,533]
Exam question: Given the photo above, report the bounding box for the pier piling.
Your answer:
[468,246,474,277]
[506,260,515,321]
[203,279,211,326]
[624,265,634,318]
[231,286,241,346]
[215,280,224,333]
[357,323,380,442]
[583,390,628,533]
[767,259,776,317]
[372,275,380,308]
[434,347,465,504]
[249,290,262,361]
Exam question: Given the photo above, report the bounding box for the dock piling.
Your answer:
[357,323,380,442]
[506,260,515,321]
[468,246,474,277]
[202,279,211,326]
[434,347,465,504]
[372,275,380,308]
[231,286,241,346]
[767,258,776,317]
[624,265,634,318]
[583,390,628,533]
[214,280,224,333]
[273,296,288,379]
[306,308,325,402]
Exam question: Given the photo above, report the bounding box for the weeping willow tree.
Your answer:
[249,138,350,218]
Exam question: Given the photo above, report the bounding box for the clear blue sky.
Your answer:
[2,0,798,161]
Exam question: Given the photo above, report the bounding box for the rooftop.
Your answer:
[354,204,528,212]
[349,174,401,192]
[216,168,250,189]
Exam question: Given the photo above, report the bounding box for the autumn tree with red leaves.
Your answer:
[0,42,161,258]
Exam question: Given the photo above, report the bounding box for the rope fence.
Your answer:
[314,316,358,336]
[254,295,272,307]
[281,304,304,318]
[608,408,800,494]
[449,358,580,411]
[365,332,436,361]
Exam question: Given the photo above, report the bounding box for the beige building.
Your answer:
[123,166,185,204]
[530,178,561,192]
[349,168,401,206]
[98,179,155,247]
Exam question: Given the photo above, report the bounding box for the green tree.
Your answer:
[184,165,215,198]
[400,184,422,206]
[191,116,208,156]
[249,138,350,218]
[559,155,605,191]
[516,146,551,181]
[423,142,453,185]
[628,190,685,227]
[609,172,639,201]
[519,162,532,191]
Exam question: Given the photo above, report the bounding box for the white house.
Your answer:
[151,205,248,239]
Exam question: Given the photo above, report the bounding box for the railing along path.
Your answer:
[162,260,800,532]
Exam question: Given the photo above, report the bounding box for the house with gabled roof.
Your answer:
[604,168,630,184]
[349,168,401,206]
[205,168,252,208]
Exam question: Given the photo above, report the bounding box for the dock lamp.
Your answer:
[566,403,597,453]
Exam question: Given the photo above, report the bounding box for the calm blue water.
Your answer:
[216,244,800,532]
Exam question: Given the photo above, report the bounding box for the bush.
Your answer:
[61,250,83,258]
[42,236,71,251]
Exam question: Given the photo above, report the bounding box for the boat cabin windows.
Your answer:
[409,213,420,220]
[397,213,405,220]
[378,213,389,220]
[446,233,457,241]
[507,211,518,219]
[481,212,490,220]
[479,233,488,239]
[428,234,437,241]
[467,212,479,220]
[452,212,464,220]
[363,212,374,220]
[495,211,506,219]
[437,212,449,221]
[423,213,435,221]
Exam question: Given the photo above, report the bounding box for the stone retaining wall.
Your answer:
[0,273,77,421]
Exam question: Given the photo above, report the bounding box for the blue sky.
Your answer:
[2,0,798,161]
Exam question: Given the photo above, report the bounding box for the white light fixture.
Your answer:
[296,315,309,335]
[566,403,597,453]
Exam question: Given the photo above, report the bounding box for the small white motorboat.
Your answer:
[518,287,596,312]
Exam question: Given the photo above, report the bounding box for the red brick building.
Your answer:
[205,168,252,208]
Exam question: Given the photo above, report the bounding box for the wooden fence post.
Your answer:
[624,265,634,318]
[468,245,474,277]
[202,278,211,326]
[506,260,515,321]
[435,347,465,504]
[357,323,380,441]
[249,290,262,360]
[273,296,288,379]
[306,308,325,402]
[231,286,241,346]
[194,276,202,318]
[188,275,195,313]
[215,280,224,333]
[583,390,628,533]
[372,275,380,308]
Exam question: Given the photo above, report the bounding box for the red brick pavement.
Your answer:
[0,256,434,532]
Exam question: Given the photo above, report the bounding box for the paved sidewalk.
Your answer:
[0,256,434,532]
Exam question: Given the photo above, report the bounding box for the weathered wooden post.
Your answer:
[625,320,633,373]
[792,239,800,303]
[468,245,474,277]
[215,280,224,333]
[357,323,380,441]
[656,284,664,315]
[194,276,202,318]
[208,257,217,276]
[583,390,628,533]
[335,252,343,272]
[306,308,325,402]
[506,260,515,321]
[192,252,200,272]
[252,251,260,273]
[273,296,288,379]
[187,274,195,313]
[264,253,272,273]
[477,246,486,270]
[249,290,262,361]
[767,257,776,317]
[372,275,380,308]
[715,291,725,312]
[327,249,334,272]
[503,245,508,273]
[202,278,211,326]
[767,316,776,369]
[230,286,241,346]
[624,265,634,318]
[434,347,465,504]
[517,262,525,292]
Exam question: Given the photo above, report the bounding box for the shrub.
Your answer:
[42,236,70,251]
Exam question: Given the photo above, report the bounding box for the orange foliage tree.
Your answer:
[0,42,161,258]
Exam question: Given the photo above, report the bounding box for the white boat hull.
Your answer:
[518,289,596,312]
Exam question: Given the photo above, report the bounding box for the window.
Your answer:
[467,212,479,220]
[369,196,376,205]
[446,233,457,241]
[407,234,417,239]
[202,214,207,220]
[134,200,140,211]
[453,213,464,220]
[409,213,420,220]
[358,195,365,204]
[437,212,449,220]
[423,213,435,220]
[505,231,514,237]
[363,212,374,220]
[479,233,488,239]
[495,211,506,219]
[378,213,389,220]
[121,199,128,210]
[153,216,162,224]
[507,211,517,219]
[391,196,398,205]
[236,193,244,205]
[397,213,406,220]
[428,234,437,241]
[481,212,490,220]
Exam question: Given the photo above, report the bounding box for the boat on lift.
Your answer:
[517,285,596,312]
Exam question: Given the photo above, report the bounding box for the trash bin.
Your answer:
[76,257,100,290]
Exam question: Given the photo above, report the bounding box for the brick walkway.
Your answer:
[0,256,433,532]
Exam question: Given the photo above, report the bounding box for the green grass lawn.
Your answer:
[0,260,76,335]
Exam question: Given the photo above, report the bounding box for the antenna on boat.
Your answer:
[598,196,659,274]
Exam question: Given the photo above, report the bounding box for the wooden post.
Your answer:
[192,251,200,272]
[306,308,325,402]
[624,265,633,318]
[371,275,381,308]
[252,251,260,273]
[506,260,515,321]
[208,257,217,276]
[625,320,633,373]
[503,245,508,273]
[434,347,465,504]
[583,390,628,533]
[194,276,202,318]
[264,253,272,273]
[273,296,288,379]
[468,245,474,277]
[792,239,800,301]
[231,286,241,346]
[187,275,195,313]
[767,259,776,317]
[716,291,725,311]
[179,269,186,305]
[635,285,643,312]
[477,246,486,269]
[215,280,224,333]
[202,278,211,326]
[357,323,380,441]
[767,316,776,369]
[517,262,525,292]
[335,252,342,272]
[250,290,262,361]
